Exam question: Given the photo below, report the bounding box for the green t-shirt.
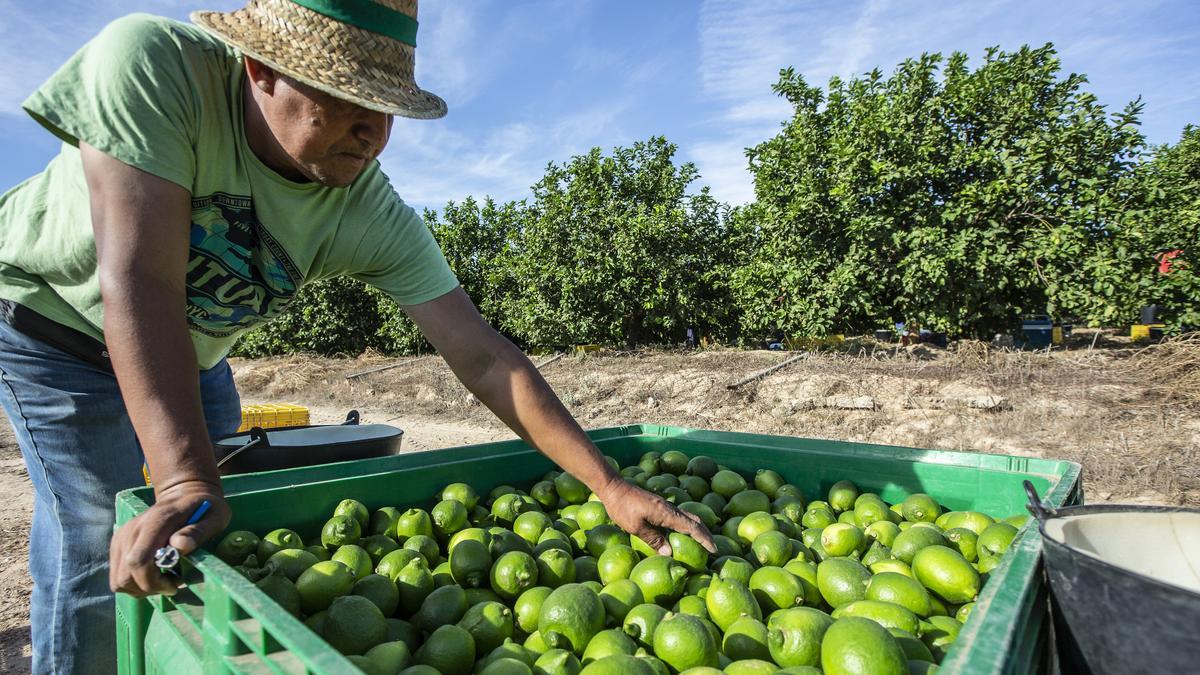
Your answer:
[0,14,458,368]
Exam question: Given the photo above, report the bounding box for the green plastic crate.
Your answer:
[114,424,1081,674]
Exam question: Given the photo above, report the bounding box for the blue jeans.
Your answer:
[0,319,240,674]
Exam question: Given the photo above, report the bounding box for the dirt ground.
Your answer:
[0,332,1196,670]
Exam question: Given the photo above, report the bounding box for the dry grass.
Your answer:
[231,332,1200,506]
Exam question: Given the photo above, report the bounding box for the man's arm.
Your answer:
[80,143,231,596]
[405,288,715,554]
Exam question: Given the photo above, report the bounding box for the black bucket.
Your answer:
[1023,481,1200,674]
[214,410,403,474]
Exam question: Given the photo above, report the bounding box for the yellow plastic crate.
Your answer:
[1131,324,1166,342]
[236,404,309,432]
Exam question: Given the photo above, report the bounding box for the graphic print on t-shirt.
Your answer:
[185,192,301,337]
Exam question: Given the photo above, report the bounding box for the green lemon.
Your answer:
[866,572,932,617]
[215,530,260,565]
[493,494,534,526]
[346,655,384,675]
[715,556,754,586]
[574,556,601,584]
[724,491,771,518]
[685,573,713,597]
[599,579,644,624]
[385,618,421,653]
[721,615,771,661]
[673,594,708,619]
[578,654,657,675]
[574,502,609,531]
[537,548,577,588]
[751,530,794,567]
[1004,514,1030,528]
[775,484,805,503]
[332,544,373,579]
[870,559,913,578]
[900,494,941,524]
[296,560,355,614]
[939,511,994,535]
[819,523,864,558]
[395,558,435,614]
[432,499,470,538]
[515,586,555,634]
[369,507,403,538]
[255,573,301,617]
[801,508,836,530]
[585,525,631,558]
[323,594,387,655]
[819,616,907,675]
[597,545,640,584]
[539,583,606,655]
[837,511,857,525]
[668,533,710,573]
[492,551,540,600]
[525,631,551,655]
[660,450,690,475]
[441,482,480,510]
[403,535,441,567]
[622,602,670,648]
[736,512,779,545]
[956,602,975,624]
[450,539,493,588]
[888,628,934,663]
[677,502,720,531]
[581,629,637,664]
[492,529,535,558]
[359,534,401,566]
[412,584,468,633]
[415,624,476,675]
[833,600,920,635]
[852,497,891,528]
[258,528,304,561]
[748,566,804,614]
[645,474,680,495]
[701,492,728,516]
[712,535,742,558]
[944,527,979,562]
[783,560,822,607]
[774,499,806,526]
[861,541,891,567]
[305,545,332,562]
[531,481,560,510]
[920,615,962,661]
[431,560,454,587]
[912,546,980,604]
[450,527,492,551]
[478,657,532,675]
[534,648,581,675]
[752,469,786,499]
[511,511,551,544]
[353,573,400,617]
[765,607,833,668]
[816,558,871,609]
[395,508,434,540]
[458,600,515,655]
[555,473,591,505]
[685,455,719,480]
[334,499,370,532]
[678,475,710,501]
[890,526,947,564]
[704,576,761,631]
[865,521,901,548]
[265,548,319,582]
[827,480,859,513]
[653,613,719,672]
[711,470,748,498]
[364,640,412,674]
[629,556,688,606]
[724,660,778,675]
[978,522,1019,558]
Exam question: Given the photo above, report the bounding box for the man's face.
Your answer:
[248,61,393,187]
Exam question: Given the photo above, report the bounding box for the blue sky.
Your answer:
[1,0,1197,210]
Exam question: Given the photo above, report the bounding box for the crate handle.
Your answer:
[216,428,268,469]
[343,410,360,425]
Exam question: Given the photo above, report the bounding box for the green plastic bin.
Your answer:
[114,424,1082,674]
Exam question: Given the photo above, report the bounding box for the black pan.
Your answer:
[213,410,403,474]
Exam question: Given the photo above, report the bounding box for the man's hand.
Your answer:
[109,480,230,597]
[598,478,717,556]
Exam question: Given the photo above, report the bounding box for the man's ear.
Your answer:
[244,57,278,95]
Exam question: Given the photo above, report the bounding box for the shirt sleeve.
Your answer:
[21,14,198,190]
[347,178,461,306]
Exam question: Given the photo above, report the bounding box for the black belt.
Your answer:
[0,300,113,373]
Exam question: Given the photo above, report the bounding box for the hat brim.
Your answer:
[192,9,447,120]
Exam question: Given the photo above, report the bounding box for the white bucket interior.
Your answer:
[1044,511,1200,594]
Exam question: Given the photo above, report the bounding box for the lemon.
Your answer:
[296,560,355,615]
[711,470,748,498]
[852,497,891,528]
[555,473,591,505]
[721,615,771,661]
[352,573,399,617]
[801,508,836,530]
[783,560,822,607]
[677,502,720,531]
[525,630,551,655]
[432,499,470,538]
[395,557,435,614]
[458,600,515,655]
[978,522,1018,558]
[715,556,754,586]
[827,480,859,513]
[369,507,403,538]
[912,546,980,604]
[534,648,582,675]
[667,533,710,573]
[890,526,947,564]
[359,534,401,566]
[629,556,688,606]
[751,530,794,567]
[818,523,863,558]
[450,527,492,552]
[724,660,778,675]
[579,654,658,675]
[939,511,994,535]
[765,607,833,667]
[537,548,577,588]
[748,566,804,613]
[819,616,906,675]
[686,455,719,479]
[575,502,610,531]
[574,556,601,584]
[531,481,559,510]
[773,499,806,526]
[585,524,631,558]
[331,544,372,579]
[701,492,728,516]
[865,521,901,548]
[599,578,644,624]
[405,584,464,634]
[705,576,761,631]
[395,508,434,540]
[364,640,412,674]
[736,512,779,545]
[653,613,719,672]
[539,583,607,655]
[712,535,742,558]
[215,530,260,565]
[304,545,332,562]
[865,572,931,617]
[265,548,319,582]
[581,629,637,663]
[323,594,387,655]
[944,528,979,562]
[386,618,421,653]
[833,600,920,635]
[450,539,493,588]
[258,528,304,561]
[441,482,480,510]
[597,545,640,584]
[900,494,941,524]
[493,551,540,600]
[478,657,533,675]
[255,573,301,617]
[622,602,670,648]
[869,559,912,578]
[816,558,871,609]
[660,450,690,475]
[920,615,962,661]
[334,499,370,532]
[725,491,771,518]
[646,474,680,494]
[677,475,710,501]
[956,602,975,623]
[493,529,536,558]
[415,624,476,675]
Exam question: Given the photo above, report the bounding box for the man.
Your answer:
[0,1,713,671]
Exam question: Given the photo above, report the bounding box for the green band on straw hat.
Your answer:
[289,0,418,46]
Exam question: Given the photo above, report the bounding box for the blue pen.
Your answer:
[154,499,212,575]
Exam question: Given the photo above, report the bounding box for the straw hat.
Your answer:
[192,0,446,119]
